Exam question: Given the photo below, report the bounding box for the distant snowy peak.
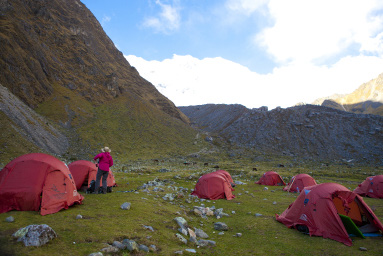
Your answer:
[125,54,258,107]
[125,54,383,110]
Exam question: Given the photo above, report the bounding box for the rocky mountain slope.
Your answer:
[0,0,202,163]
[313,73,383,116]
[0,0,187,122]
[179,104,383,164]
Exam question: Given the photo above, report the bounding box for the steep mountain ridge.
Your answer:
[0,0,201,163]
[0,0,188,123]
[180,104,383,163]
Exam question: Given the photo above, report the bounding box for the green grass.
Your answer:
[74,94,204,161]
[1,159,382,256]
[35,83,95,126]
[31,84,210,163]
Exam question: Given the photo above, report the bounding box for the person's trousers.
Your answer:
[95,168,108,193]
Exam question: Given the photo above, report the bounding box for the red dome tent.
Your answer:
[283,173,317,193]
[354,175,383,199]
[214,169,234,184]
[191,170,235,200]
[256,171,286,186]
[276,183,383,246]
[0,153,83,215]
[68,160,116,191]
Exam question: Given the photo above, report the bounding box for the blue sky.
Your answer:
[81,0,383,109]
[81,0,275,72]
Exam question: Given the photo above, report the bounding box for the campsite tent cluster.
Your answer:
[252,172,383,246]
[0,153,382,246]
[192,170,383,246]
[0,153,116,216]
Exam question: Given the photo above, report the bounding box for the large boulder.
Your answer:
[13,224,57,246]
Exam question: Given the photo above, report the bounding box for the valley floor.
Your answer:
[1,159,382,256]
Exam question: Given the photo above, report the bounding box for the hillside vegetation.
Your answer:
[0,0,202,164]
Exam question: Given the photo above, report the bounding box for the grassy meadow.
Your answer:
[0,158,382,256]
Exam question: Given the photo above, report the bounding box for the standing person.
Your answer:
[93,146,113,194]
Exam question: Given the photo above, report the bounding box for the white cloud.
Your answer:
[225,0,268,15]
[101,15,111,26]
[125,1,383,110]
[255,0,383,64]
[361,31,383,55]
[142,0,181,34]
[126,54,383,109]
[224,0,383,64]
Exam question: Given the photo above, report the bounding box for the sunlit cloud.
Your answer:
[223,0,383,64]
[254,0,383,64]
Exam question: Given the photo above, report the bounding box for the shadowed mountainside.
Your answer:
[179,104,383,164]
[0,0,204,163]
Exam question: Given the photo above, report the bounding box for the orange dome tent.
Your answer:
[256,171,286,186]
[0,153,83,215]
[283,173,317,193]
[191,170,235,200]
[68,160,116,191]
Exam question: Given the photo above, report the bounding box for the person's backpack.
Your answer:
[87,180,112,194]
[87,180,96,194]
